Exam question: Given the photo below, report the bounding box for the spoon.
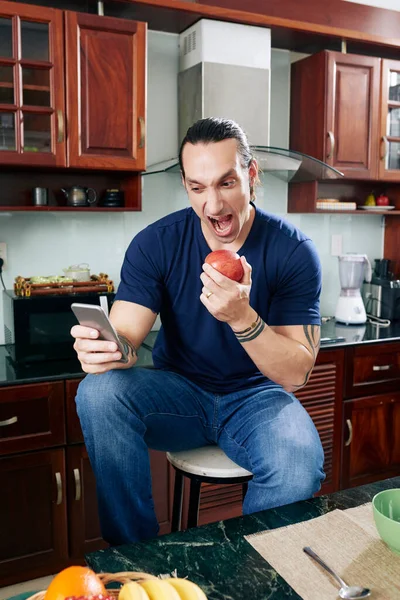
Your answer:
[303,547,371,599]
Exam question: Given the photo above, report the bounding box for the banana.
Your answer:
[119,581,151,600]
[139,579,181,600]
[166,578,208,600]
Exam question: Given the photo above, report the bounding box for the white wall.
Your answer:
[0,38,385,345]
[344,0,400,11]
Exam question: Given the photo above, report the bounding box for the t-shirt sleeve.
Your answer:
[267,239,321,326]
[115,228,163,314]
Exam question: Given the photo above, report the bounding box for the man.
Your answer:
[72,117,324,546]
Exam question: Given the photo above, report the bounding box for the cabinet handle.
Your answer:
[326,131,335,159]
[57,110,64,143]
[73,468,82,501]
[380,136,388,160]
[0,416,18,427]
[373,364,392,371]
[345,418,353,447]
[138,116,145,149]
[55,472,63,505]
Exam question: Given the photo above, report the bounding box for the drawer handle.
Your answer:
[345,419,353,447]
[73,468,81,502]
[55,472,63,505]
[326,131,335,159]
[373,364,392,371]
[0,416,18,427]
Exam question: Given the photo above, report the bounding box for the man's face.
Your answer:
[181,139,254,245]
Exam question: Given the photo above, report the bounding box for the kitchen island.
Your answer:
[86,476,400,600]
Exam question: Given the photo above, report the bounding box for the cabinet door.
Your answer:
[295,348,344,495]
[65,378,84,444]
[325,52,380,179]
[379,60,400,180]
[65,12,146,170]
[0,448,68,586]
[0,1,66,167]
[67,445,107,559]
[341,393,400,489]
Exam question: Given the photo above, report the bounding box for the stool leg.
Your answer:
[171,469,184,532]
[242,481,248,503]
[187,477,201,529]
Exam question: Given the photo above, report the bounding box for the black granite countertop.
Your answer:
[86,477,400,600]
[1,322,400,387]
[320,319,400,348]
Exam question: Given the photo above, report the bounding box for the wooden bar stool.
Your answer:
[167,445,253,532]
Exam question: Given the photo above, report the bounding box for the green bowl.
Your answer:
[372,488,400,555]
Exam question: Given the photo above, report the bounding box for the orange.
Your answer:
[44,566,106,600]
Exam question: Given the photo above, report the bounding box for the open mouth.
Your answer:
[208,215,233,236]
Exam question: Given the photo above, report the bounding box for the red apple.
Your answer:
[376,194,389,207]
[205,250,244,282]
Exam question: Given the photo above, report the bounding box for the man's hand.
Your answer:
[200,255,256,327]
[71,325,135,375]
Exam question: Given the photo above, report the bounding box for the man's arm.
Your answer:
[229,307,320,392]
[110,300,158,367]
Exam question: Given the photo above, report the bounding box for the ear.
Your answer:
[249,159,258,182]
[181,171,186,190]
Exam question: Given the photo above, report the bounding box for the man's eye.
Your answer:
[222,180,235,187]
[191,187,203,193]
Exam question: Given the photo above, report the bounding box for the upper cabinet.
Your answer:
[65,13,146,171]
[0,1,146,171]
[291,51,381,180]
[380,60,400,181]
[0,1,66,167]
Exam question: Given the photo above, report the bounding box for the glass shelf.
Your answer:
[143,146,344,183]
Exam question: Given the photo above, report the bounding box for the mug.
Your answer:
[32,187,49,206]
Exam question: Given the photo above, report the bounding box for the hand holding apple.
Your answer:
[200,252,256,328]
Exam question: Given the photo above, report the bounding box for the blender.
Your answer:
[335,254,372,325]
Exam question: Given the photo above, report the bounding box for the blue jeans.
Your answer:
[76,368,325,545]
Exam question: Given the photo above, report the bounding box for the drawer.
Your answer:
[345,342,400,398]
[0,382,65,455]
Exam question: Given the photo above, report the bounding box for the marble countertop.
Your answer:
[86,477,399,600]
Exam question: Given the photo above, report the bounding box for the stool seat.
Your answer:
[167,446,253,532]
[167,446,252,479]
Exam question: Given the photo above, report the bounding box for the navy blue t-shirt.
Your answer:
[116,205,321,393]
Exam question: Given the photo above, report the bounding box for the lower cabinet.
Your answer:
[0,448,68,586]
[341,392,400,488]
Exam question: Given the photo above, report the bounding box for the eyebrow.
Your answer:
[186,168,237,186]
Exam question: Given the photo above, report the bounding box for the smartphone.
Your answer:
[71,303,129,363]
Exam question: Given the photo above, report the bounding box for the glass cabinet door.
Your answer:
[380,61,400,179]
[0,4,65,166]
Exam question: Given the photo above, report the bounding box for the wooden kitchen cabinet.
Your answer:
[0,1,146,176]
[65,12,146,171]
[66,444,107,559]
[0,448,68,586]
[0,0,66,167]
[291,51,381,180]
[379,59,400,180]
[341,392,400,489]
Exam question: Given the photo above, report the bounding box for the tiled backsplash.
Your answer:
[0,40,385,344]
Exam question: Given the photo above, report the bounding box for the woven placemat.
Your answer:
[245,505,400,600]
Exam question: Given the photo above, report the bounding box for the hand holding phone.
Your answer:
[71,303,129,364]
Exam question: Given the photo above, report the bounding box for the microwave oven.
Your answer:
[3,290,115,364]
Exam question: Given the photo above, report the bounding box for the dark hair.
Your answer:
[179,117,260,199]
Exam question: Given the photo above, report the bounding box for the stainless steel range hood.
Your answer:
[145,20,343,183]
